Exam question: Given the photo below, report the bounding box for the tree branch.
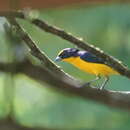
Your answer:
[6,16,81,86]
[1,60,130,110]
[3,11,130,78]
[0,9,130,129]
[4,15,130,111]
[0,11,130,77]
[30,18,130,78]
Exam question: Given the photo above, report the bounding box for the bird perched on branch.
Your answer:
[55,48,119,89]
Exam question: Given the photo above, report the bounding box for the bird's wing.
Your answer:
[80,51,104,64]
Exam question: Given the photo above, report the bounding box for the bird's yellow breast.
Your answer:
[63,57,118,76]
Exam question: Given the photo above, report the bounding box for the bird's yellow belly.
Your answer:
[63,57,118,76]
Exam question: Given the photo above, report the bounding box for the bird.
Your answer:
[55,48,119,89]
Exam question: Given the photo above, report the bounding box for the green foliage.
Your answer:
[0,3,130,129]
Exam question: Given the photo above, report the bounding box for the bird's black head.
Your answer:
[55,48,79,61]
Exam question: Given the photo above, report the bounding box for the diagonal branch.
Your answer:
[0,10,129,112]
[1,11,129,78]
[1,60,130,110]
[4,16,130,111]
[0,11,130,78]
[30,18,130,78]
[0,9,130,130]
[6,16,80,86]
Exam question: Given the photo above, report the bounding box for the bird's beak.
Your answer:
[55,56,62,62]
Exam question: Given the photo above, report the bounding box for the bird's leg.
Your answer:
[81,75,101,87]
[99,76,109,90]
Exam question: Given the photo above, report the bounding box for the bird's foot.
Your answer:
[97,87,103,90]
[97,85,106,90]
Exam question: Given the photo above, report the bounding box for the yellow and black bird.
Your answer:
[55,48,119,89]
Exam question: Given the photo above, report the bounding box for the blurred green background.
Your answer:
[0,3,130,129]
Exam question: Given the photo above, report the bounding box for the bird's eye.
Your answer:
[59,53,64,57]
[59,52,68,58]
[61,53,66,58]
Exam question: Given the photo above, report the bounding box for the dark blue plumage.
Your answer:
[78,51,104,64]
[59,48,79,59]
[58,48,104,64]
